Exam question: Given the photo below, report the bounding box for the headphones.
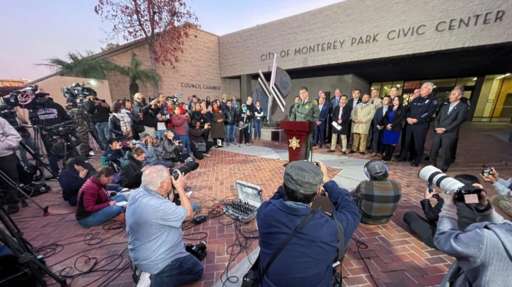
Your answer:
[363,160,389,180]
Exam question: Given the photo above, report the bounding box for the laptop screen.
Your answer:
[234,180,263,208]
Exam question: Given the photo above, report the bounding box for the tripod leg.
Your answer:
[0,208,68,286]
[0,169,49,216]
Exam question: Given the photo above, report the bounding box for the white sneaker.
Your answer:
[88,150,96,156]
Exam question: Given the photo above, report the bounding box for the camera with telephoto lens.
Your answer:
[419,165,483,204]
[481,165,495,177]
[171,157,199,180]
[185,241,207,261]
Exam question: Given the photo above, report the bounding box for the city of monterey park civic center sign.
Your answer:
[219,0,512,77]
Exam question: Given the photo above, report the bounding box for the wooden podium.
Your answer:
[280,120,312,162]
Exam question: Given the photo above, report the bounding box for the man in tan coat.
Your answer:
[351,94,375,154]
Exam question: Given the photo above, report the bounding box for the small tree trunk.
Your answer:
[129,81,140,98]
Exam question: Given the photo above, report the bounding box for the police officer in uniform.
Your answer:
[289,87,320,160]
[399,82,438,166]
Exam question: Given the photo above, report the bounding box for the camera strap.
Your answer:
[259,209,316,282]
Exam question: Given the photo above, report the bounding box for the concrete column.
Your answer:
[240,74,252,103]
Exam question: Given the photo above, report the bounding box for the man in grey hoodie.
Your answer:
[0,117,22,214]
[434,189,512,287]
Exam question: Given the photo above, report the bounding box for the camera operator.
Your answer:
[126,165,203,287]
[189,121,212,159]
[136,134,173,167]
[58,157,95,206]
[482,167,512,217]
[29,93,71,175]
[434,186,512,286]
[256,161,360,287]
[403,174,488,248]
[160,130,189,163]
[0,117,22,214]
[84,95,111,150]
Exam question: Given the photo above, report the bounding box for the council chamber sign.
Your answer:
[180,82,221,91]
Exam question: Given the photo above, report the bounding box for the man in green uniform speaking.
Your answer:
[289,87,320,160]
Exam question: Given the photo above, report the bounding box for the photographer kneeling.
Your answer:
[434,186,512,286]
[256,161,360,287]
[126,165,203,287]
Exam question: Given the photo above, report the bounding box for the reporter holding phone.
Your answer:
[482,167,512,217]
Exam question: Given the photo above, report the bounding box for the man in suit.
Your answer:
[330,88,342,110]
[328,89,343,143]
[329,95,351,153]
[314,91,330,148]
[370,95,390,156]
[430,86,467,171]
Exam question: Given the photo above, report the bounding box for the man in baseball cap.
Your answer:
[256,160,360,287]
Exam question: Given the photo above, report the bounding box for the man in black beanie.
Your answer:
[352,160,401,225]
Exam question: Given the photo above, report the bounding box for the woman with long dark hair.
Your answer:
[381,96,405,161]
[211,102,225,147]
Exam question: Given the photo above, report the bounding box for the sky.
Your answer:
[0,0,343,81]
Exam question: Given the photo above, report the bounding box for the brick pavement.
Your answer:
[9,123,512,286]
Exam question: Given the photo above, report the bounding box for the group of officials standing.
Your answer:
[288,82,468,171]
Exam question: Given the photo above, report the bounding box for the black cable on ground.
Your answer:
[352,236,380,287]
[220,219,259,287]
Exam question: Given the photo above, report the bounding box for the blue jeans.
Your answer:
[253,120,262,139]
[248,120,253,138]
[78,194,126,228]
[155,129,165,140]
[95,122,110,150]
[226,124,235,143]
[150,254,203,287]
[175,135,191,154]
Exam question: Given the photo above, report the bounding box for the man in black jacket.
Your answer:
[399,82,438,166]
[329,95,351,153]
[58,157,95,206]
[29,94,72,175]
[370,96,390,155]
[85,96,111,150]
[223,100,237,145]
[430,86,467,172]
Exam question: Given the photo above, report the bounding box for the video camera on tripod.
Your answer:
[41,120,81,158]
[63,83,97,106]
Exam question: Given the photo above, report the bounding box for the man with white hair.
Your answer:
[399,82,438,166]
[126,165,203,287]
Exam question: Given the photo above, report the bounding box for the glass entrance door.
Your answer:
[473,75,512,122]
